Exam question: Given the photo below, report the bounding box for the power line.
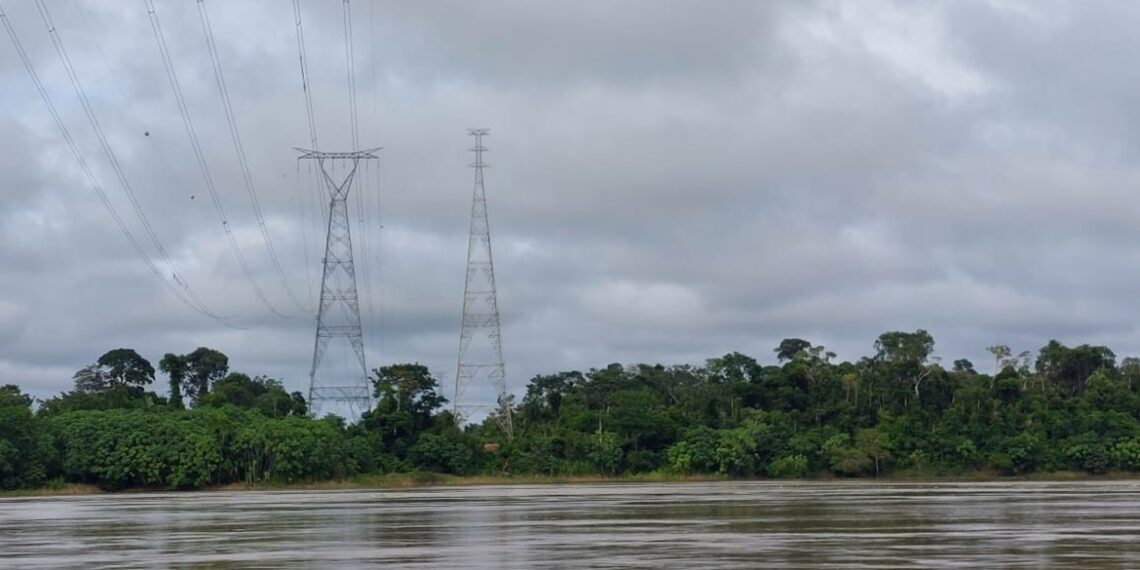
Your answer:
[357,159,375,371]
[342,0,359,151]
[290,0,326,308]
[342,0,364,238]
[342,0,378,377]
[371,145,383,365]
[73,0,198,227]
[143,0,288,318]
[370,1,385,369]
[195,0,310,314]
[290,0,322,304]
[0,3,224,321]
[296,158,313,303]
[292,0,319,152]
[28,0,230,321]
[368,0,382,368]
[370,0,379,148]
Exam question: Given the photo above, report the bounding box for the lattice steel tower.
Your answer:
[298,146,380,418]
[455,129,513,439]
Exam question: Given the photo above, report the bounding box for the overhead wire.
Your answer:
[195,0,310,315]
[73,0,197,227]
[143,0,287,319]
[296,159,313,303]
[367,0,382,368]
[341,0,376,366]
[28,0,231,322]
[291,0,323,311]
[0,2,225,321]
[342,0,359,151]
[292,0,319,152]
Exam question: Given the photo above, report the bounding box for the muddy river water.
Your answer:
[3,480,1139,568]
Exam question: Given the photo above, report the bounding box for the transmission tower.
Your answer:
[455,129,513,440]
[298,146,380,418]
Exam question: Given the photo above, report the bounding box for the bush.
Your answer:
[1112,437,1140,470]
[47,407,352,489]
[586,431,623,475]
[666,427,719,474]
[767,455,809,479]
[409,433,475,475]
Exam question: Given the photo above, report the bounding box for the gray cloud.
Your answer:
[3,0,1139,407]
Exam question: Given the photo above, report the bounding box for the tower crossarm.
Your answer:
[294,147,382,160]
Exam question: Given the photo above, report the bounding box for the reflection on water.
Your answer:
[3,480,1140,568]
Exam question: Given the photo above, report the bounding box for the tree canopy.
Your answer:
[4,332,1140,491]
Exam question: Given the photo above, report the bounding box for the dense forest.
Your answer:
[4,330,1140,491]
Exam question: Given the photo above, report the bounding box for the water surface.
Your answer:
[3,480,1139,568]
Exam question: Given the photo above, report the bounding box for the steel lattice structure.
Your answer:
[298,146,380,418]
[455,129,513,439]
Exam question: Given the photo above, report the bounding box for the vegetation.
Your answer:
[5,331,1140,491]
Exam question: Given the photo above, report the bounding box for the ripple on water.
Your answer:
[4,481,1140,568]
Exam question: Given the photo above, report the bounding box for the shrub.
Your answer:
[767,455,809,479]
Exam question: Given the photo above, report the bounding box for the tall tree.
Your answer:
[875,330,935,364]
[521,371,581,424]
[159,353,188,409]
[97,348,155,388]
[0,385,45,489]
[364,363,449,455]
[371,363,447,418]
[775,339,813,362]
[874,330,936,400]
[986,344,1013,373]
[1035,340,1115,396]
[183,347,229,405]
[72,364,110,393]
[198,373,307,418]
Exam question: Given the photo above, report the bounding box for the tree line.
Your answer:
[4,330,1140,490]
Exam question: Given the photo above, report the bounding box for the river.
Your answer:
[2,480,1139,567]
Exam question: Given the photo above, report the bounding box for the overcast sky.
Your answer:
[4,0,1140,405]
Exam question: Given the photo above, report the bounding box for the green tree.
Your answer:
[666,426,719,473]
[823,433,871,476]
[183,347,230,405]
[986,345,1014,373]
[372,363,446,417]
[97,348,155,389]
[43,360,158,414]
[0,385,50,489]
[767,454,809,478]
[1035,340,1115,396]
[775,338,813,362]
[159,353,188,410]
[72,364,110,393]
[587,431,622,475]
[200,373,306,417]
[855,428,891,476]
[874,329,936,401]
[875,330,934,364]
[408,433,475,474]
[520,371,581,423]
[362,364,448,456]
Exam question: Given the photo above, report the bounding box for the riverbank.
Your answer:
[7,469,1140,498]
[0,472,723,497]
[0,483,103,497]
[211,471,728,492]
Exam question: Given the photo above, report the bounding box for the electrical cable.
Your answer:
[1,3,227,322]
[144,0,287,318]
[195,0,311,314]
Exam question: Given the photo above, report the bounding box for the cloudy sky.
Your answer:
[3,0,1140,405]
